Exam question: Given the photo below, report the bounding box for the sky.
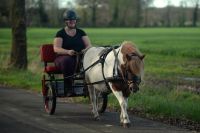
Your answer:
[59,0,185,8]
[152,0,182,8]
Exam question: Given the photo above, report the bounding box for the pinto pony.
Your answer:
[83,41,145,127]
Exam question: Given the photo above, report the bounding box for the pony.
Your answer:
[83,41,145,128]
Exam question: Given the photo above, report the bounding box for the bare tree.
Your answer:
[109,0,119,26]
[165,0,172,27]
[10,0,27,69]
[142,0,154,27]
[179,0,187,27]
[76,0,107,27]
[133,0,142,27]
[192,0,199,26]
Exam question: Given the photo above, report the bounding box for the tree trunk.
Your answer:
[192,3,199,27]
[144,8,148,27]
[134,0,141,27]
[10,0,27,69]
[111,0,119,26]
[166,6,171,27]
[91,1,96,27]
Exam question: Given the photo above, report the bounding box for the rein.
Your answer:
[64,46,122,86]
[65,46,139,91]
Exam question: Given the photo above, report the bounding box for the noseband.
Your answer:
[125,70,141,92]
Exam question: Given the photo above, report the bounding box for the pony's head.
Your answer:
[120,41,145,93]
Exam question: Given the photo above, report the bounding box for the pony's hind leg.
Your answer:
[88,85,100,120]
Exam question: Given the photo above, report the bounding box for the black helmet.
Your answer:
[63,10,78,20]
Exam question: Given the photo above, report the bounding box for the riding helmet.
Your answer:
[63,10,78,20]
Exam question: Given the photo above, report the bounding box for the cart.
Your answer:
[40,44,108,115]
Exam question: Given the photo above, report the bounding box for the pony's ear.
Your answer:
[140,55,145,60]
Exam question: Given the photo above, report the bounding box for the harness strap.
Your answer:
[101,47,113,90]
[85,77,123,85]
[64,57,103,79]
[112,47,120,77]
[64,47,111,79]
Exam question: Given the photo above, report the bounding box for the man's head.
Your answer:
[63,10,78,29]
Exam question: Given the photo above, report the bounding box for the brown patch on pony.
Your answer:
[111,64,131,98]
[112,82,131,98]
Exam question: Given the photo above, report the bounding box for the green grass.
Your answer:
[0,27,200,123]
[0,68,40,91]
[109,88,200,121]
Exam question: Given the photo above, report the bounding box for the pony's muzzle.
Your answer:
[128,81,139,93]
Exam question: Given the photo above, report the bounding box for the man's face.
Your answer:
[66,19,76,29]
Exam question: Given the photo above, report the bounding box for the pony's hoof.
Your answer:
[94,116,100,121]
[122,123,131,128]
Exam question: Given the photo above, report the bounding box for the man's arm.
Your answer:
[53,37,76,56]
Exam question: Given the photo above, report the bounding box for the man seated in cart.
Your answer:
[53,10,92,96]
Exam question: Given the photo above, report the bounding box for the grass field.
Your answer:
[0,28,200,125]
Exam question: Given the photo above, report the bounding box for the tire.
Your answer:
[96,92,108,113]
[43,82,56,115]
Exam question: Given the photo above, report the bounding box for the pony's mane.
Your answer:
[121,41,142,56]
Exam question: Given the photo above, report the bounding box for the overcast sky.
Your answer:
[153,0,184,8]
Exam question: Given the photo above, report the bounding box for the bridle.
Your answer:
[118,53,142,93]
[124,66,141,92]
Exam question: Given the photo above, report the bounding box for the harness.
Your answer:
[100,46,121,90]
[65,46,141,92]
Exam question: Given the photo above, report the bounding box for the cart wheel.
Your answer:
[96,92,108,113]
[43,82,56,115]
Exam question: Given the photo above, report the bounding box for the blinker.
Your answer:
[131,75,141,85]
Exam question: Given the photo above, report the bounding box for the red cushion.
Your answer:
[40,44,56,62]
[44,66,61,73]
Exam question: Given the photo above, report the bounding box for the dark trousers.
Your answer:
[54,55,76,90]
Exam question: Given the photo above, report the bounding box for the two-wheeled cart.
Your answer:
[40,44,108,115]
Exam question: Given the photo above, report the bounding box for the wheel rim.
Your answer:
[44,84,54,113]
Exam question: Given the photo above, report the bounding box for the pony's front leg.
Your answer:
[88,85,100,120]
[120,97,130,127]
[112,90,130,128]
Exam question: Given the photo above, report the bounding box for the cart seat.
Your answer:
[40,44,62,74]
[44,66,61,73]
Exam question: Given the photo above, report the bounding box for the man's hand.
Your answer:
[67,50,76,56]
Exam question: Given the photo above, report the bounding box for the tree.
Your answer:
[76,0,107,27]
[179,0,187,27]
[109,0,119,26]
[10,0,27,69]
[38,0,49,26]
[186,0,199,27]
[165,0,172,27]
[192,0,199,27]
[0,0,11,27]
[133,0,142,27]
[142,0,154,27]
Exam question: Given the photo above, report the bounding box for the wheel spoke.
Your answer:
[43,82,56,115]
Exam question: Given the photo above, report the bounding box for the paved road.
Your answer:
[0,87,193,133]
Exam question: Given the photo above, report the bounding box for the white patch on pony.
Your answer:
[83,47,108,91]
